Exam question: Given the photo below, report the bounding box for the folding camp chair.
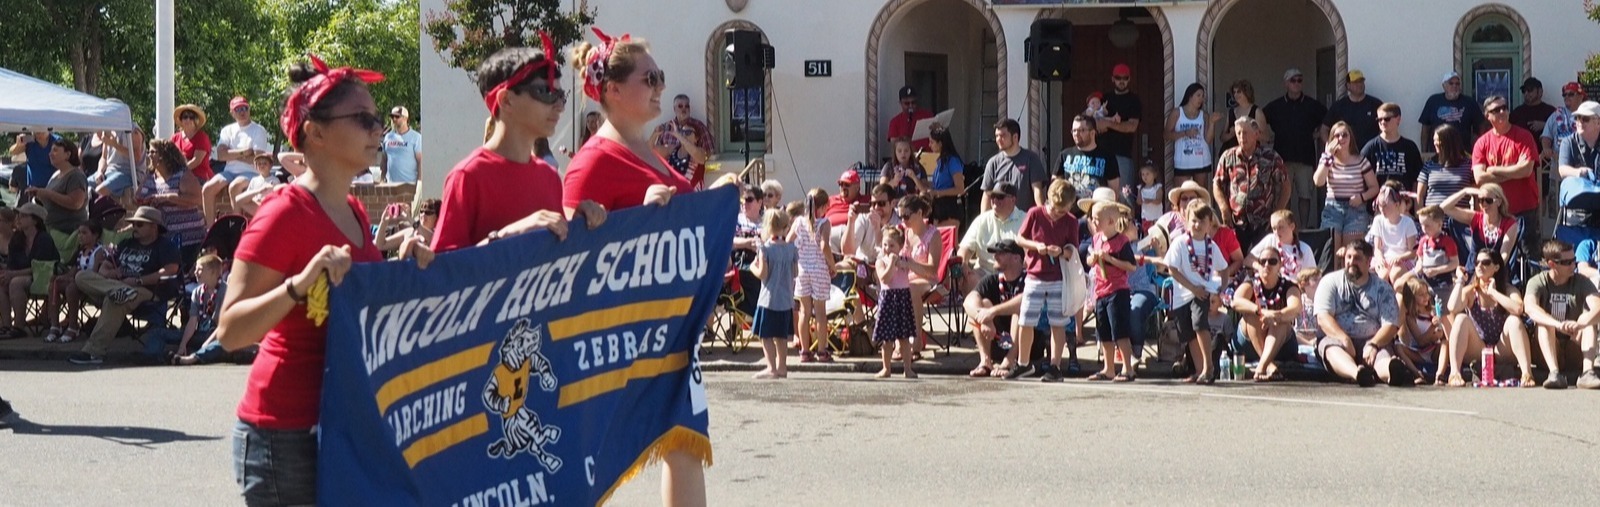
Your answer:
[826,269,868,356]
[1299,227,1334,273]
[920,225,967,355]
[705,266,757,353]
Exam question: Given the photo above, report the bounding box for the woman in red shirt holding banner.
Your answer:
[562,28,706,506]
[215,56,432,505]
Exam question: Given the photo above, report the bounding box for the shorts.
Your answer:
[233,420,317,507]
[215,167,257,183]
[794,268,830,300]
[1174,297,1213,342]
[931,195,963,222]
[1093,289,1132,342]
[1175,165,1211,177]
[1020,277,1069,328]
[1320,200,1372,235]
[752,306,794,339]
[1315,335,1391,370]
[97,166,134,195]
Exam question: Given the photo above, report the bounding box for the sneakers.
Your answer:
[0,398,16,426]
[67,352,103,365]
[1544,372,1568,390]
[1041,365,1064,383]
[1355,365,1378,388]
[1576,370,1600,390]
[1004,363,1036,381]
[107,287,138,305]
[1387,360,1417,387]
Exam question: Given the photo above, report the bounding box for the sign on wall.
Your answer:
[804,60,833,77]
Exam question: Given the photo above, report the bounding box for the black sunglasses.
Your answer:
[1288,77,1304,83]
[1563,92,1580,98]
[643,69,666,88]
[871,200,888,207]
[1487,106,1508,114]
[324,111,386,132]
[514,80,567,105]
[1551,257,1578,266]
[898,211,918,219]
[233,106,250,113]
[1112,75,1130,81]
[742,196,758,203]
[179,114,198,121]
[1261,257,1282,266]
[1376,115,1396,122]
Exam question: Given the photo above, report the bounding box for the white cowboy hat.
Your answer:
[1076,186,1131,215]
[1166,180,1211,208]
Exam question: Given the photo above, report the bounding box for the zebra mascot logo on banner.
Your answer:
[482,318,564,473]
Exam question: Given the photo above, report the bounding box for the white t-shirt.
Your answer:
[217,121,272,179]
[1163,233,1229,308]
[1139,184,1163,222]
[245,175,275,205]
[1249,236,1316,276]
[1366,214,1418,261]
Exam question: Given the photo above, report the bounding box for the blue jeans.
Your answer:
[1128,290,1159,359]
[143,328,222,361]
[233,420,317,507]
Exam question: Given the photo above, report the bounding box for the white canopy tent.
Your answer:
[0,66,135,133]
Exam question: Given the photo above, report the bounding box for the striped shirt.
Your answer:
[1322,153,1371,200]
[1421,159,1475,208]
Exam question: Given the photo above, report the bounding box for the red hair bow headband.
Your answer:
[485,32,560,118]
[582,27,630,103]
[281,54,385,150]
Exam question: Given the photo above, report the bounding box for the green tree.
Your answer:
[1585,1,1600,83]
[422,0,595,80]
[296,0,422,125]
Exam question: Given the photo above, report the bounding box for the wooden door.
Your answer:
[1056,23,1164,167]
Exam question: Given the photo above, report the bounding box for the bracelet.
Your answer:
[284,281,308,304]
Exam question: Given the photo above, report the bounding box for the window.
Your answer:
[1461,14,1522,101]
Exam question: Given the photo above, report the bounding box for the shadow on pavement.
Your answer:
[3,418,223,448]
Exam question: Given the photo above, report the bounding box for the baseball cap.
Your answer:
[1564,82,1586,97]
[1111,63,1131,77]
[1440,71,1460,84]
[1347,70,1365,83]
[986,239,1024,256]
[1576,101,1600,118]
[229,96,249,110]
[1520,77,1543,92]
[898,86,917,100]
[838,169,861,185]
[390,106,410,118]
[1282,68,1303,81]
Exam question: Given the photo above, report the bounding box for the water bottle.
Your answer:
[1481,347,1496,386]
[1219,354,1233,381]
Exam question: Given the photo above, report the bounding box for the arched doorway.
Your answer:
[704,21,773,158]
[1199,0,1347,107]
[1025,7,1174,164]
[1454,5,1532,102]
[865,0,1008,164]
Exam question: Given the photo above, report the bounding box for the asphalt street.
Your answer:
[3,362,1600,506]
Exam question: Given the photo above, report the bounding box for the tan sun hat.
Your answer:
[15,203,47,223]
[125,206,168,234]
[173,104,207,128]
[1076,186,1131,216]
[1166,180,1211,208]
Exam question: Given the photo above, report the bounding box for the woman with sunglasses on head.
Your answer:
[563,29,693,215]
[1440,182,1520,265]
[433,44,606,253]
[563,28,708,506]
[214,56,433,506]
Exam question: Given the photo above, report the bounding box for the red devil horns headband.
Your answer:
[281,54,385,150]
[485,32,560,118]
[582,27,631,103]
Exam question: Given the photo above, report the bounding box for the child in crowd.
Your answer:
[1395,278,1442,385]
[874,227,918,379]
[1134,162,1164,235]
[1084,92,1107,120]
[1085,200,1138,381]
[1401,205,1460,302]
[148,254,229,365]
[1164,203,1229,384]
[789,190,835,363]
[1294,267,1324,358]
[1249,210,1315,278]
[1368,181,1418,282]
[750,209,796,380]
[43,222,108,343]
[230,153,281,217]
[1005,180,1080,382]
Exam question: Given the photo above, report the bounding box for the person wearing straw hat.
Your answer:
[169,104,215,181]
[68,206,181,365]
[0,203,60,339]
[1155,179,1211,235]
[1078,186,1139,381]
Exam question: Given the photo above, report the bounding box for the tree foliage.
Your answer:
[1585,0,1600,84]
[422,0,595,81]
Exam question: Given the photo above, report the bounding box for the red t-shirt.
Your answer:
[1019,206,1079,281]
[235,184,384,430]
[825,193,870,227]
[171,131,215,181]
[888,109,934,151]
[1472,126,1539,214]
[1214,226,1242,259]
[563,137,693,212]
[1091,233,1135,298]
[433,148,563,252]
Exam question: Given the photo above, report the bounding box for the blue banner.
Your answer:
[317,186,735,506]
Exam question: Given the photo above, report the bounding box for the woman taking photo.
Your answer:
[563,28,707,506]
[1313,121,1379,253]
[216,56,431,505]
[926,128,965,227]
[140,140,206,264]
[1165,83,1219,187]
[1444,249,1532,387]
[1440,183,1520,265]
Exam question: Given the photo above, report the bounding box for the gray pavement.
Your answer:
[3,361,1600,506]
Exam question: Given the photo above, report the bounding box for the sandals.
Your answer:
[59,328,78,344]
[1113,371,1136,383]
[969,364,993,378]
[1086,372,1113,382]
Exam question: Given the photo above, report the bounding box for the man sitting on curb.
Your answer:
[1523,239,1600,389]
[68,207,180,365]
[965,239,1026,377]
[1316,239,1411,387]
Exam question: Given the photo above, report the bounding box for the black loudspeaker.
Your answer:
[724,29,770,89]
[1027,19,1072,81]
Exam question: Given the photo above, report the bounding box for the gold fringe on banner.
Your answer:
[307,273,330,327]
[596,425,714,506]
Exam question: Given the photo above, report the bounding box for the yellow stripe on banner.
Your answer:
[546,297,693,341]
[558,352,688,408]
[402,413,489,468]
[375,342,496,414]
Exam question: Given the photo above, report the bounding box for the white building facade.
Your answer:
[418,0,1596,198]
